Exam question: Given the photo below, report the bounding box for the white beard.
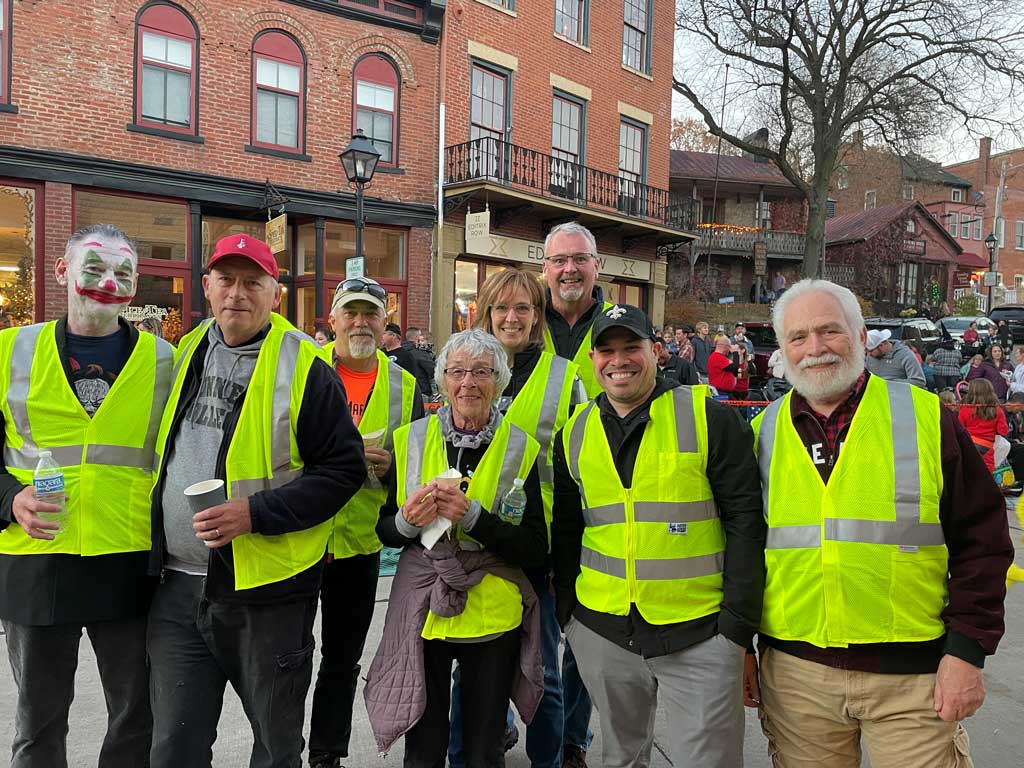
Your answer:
[558,282,585,302]
[787,345,865,403]
[348,335,377,359]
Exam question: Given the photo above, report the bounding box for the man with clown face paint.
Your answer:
[0,223,174,767]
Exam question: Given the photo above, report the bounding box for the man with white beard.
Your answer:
[746,279,1012,768]
[309,278,424,768]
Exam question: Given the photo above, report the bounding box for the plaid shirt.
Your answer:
[790,371,868,480]
[932,346,963,377]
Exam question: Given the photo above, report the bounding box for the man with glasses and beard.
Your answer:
[747,279,1012,768]
[309,278,424,768]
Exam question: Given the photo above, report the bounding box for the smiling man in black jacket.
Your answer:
[146,235,366,768]
[551,304,766,768]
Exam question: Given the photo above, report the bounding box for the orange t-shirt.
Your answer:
[335,360,378,426]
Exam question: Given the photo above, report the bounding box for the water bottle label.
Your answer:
[34,476,65,494]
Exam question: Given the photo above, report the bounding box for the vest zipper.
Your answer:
[624,487,638,604]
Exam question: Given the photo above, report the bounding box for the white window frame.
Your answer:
[1016,220,1024,251]
[948,211,958,238]
[902,183,913,200]
[864,190,876,210]
[952,188,963,202]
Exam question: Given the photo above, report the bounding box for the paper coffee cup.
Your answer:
[435,468,463,487]
[362,429,386,449]
[184,479,227,515]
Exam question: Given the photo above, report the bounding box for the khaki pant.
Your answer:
[758,646,973,768]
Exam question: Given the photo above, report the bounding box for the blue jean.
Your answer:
[448,571,592,768]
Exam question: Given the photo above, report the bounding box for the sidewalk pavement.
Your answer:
[2,504,1022,767]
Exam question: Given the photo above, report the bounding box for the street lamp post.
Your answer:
[985,232,998,311]
[339,129,382,264]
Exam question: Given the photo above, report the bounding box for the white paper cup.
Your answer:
[362,429,386,449]
[435,469,463,488]
[184,479,226,515]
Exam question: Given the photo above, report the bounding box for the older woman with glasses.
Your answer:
[365,328,546,768]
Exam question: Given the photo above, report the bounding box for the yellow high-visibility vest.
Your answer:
[0,321,173,555]
[329,349,418,558]
[394,415,539,639]
[752,375,947,647]
[155,313,330,591]
[503,351,579,545]
[563,385,725,624]
[543,301,613,397]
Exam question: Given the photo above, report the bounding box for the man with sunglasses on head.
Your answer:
[308,277,424,768]
[146,235,366,768]
[542,222,613,402]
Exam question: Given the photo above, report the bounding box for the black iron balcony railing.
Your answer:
[445,137,698,232]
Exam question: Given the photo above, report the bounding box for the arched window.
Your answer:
[353,54,400,167]
[252,31,305,152]
[135,2,198,134]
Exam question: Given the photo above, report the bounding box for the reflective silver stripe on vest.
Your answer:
[672,386,698,453]
[385,362,405,451]
[567,401,595,485]
[404,418,431,500]
[492,425,528,513]
[144,340,175,466]
[888,382,920,521]
[85,444,153,469]
[583,500,718,527]
[756,396,785,517]
[761,381,944,549]
[534,355,571,486]
[270,333,303,474]
[231,468,303,499]
[4,444,85,470]
[582,547,724,580]
[6,324,44,460]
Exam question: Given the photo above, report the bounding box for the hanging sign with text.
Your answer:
[265,214,287,254]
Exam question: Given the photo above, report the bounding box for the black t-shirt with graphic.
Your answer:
[65,325,132,416]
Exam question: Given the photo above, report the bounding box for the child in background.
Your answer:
[959,378,1008,472]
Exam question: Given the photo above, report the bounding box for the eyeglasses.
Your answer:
[336,277,387,301]
[544,253,594,268]
[444,367,496,381]
[491,303,534,316]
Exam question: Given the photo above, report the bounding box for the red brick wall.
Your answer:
[443,0,673,189]
[43,183,72,320]
[2,1,440,206]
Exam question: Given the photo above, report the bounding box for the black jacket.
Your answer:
[149,323,366,604]
[551,380,767,657]
[692,335,714,375]
[658,354,698,386]
[0,317,155,625]
[402,340,436,397]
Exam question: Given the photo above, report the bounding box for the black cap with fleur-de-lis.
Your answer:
[591,304,657,348]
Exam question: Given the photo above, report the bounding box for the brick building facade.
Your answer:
[435,0,695,344]
[0,0,444,339]
[945,138,1024,304]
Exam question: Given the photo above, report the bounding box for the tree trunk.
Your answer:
[802,180,830,279]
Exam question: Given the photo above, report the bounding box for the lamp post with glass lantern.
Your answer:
[985,232,998,310]
[339,129,382,265]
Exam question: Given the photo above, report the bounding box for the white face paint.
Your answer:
[56,235,139,330]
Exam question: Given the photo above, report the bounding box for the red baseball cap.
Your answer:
[207,234,280,280]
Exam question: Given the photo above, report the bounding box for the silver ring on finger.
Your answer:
[215,527,221,537]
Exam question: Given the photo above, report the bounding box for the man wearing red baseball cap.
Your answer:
[146,234,368,767]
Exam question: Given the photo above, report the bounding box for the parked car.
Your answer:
[988,305,1024,346]
[937,315,994,357]
[741,321,778,385]
[864,317,942,356]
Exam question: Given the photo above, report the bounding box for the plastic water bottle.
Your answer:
[33,450,67,534]
[498,478,527,526]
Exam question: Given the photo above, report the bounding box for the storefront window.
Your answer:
[202,216,292,277]
[122,274,186,344]
[323,222,405,279]
[0,185,37,327]
[75,191,188,261]
[296,285,316,335]
[454,260,479,332]
[297,223,316,275]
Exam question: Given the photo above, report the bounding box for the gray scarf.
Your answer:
[436,404,502,449]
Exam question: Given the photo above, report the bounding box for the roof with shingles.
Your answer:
[825,200,961,258]
[670,150,796,186]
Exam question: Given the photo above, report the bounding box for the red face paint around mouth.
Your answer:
[74,283,131,305]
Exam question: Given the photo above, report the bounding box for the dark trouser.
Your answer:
[933,374,960,392]
[147,571,317,768]
[309,551,380,761]
[2,616,151,768]
[1008,443,1024,482]
[404,630,520,768]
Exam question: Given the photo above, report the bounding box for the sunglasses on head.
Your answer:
[336,277,387,301]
